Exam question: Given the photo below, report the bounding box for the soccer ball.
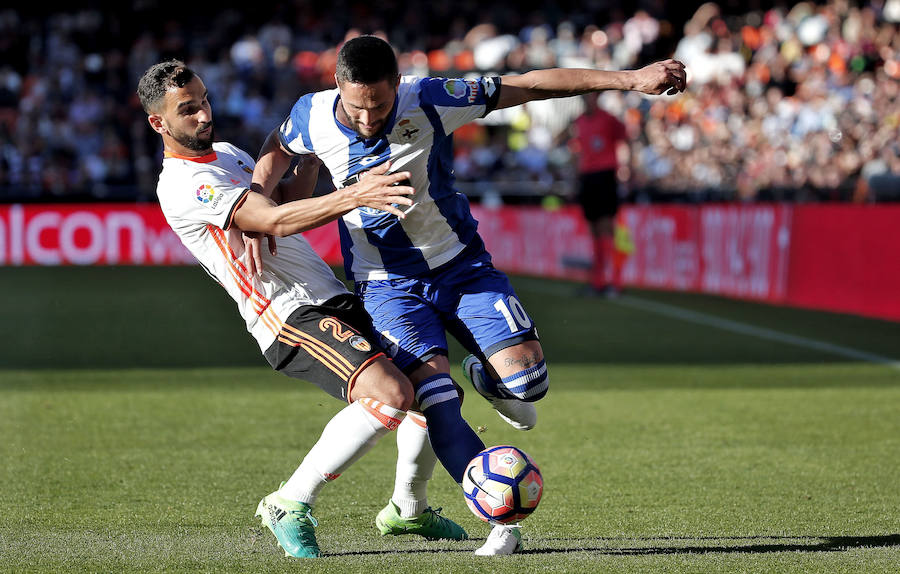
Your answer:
[462,445,543,524]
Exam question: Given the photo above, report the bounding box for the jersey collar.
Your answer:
[164,150,218,163]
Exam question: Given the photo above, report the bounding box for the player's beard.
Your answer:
[173,122,215,152]
[351,119,383,138]
[339,102,384,138]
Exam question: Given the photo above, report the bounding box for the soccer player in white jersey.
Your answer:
[138,60,471,558]
[253,36,687,555]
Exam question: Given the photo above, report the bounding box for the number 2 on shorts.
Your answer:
[319,318,353,342]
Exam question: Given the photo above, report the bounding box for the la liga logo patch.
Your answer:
[443,79,467,99]
[196,184,217,204]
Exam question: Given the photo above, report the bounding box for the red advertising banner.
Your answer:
[620,205,702,291]
[698,204,792,302]
[470,205,592,279]
[1,202,897,321]
[0,204,341,266]
[474,203,792,304]
[786,204,900,321]
[0,203,193,265]
[302,221,343,265]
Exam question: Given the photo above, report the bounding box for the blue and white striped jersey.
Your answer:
[278,75,501,281]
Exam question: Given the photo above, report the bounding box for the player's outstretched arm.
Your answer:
[496,59,687,110]
[275,154,322,204]
[252,129,298,200]
[244,130,321,275]
[234,162,414,237]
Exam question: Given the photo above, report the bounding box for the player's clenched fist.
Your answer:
[630,59,687,95]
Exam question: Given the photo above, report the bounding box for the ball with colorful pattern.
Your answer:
[461,445,543,524]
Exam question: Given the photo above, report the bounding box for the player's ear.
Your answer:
[147,114,166,135]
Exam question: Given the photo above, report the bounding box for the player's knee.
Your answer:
[380,383,414,412]
[500,360,549,403]
[381,367,415,411]
[353,357,415,411]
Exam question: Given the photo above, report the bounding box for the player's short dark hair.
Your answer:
[336,36,399,87]
[137,60,196,113]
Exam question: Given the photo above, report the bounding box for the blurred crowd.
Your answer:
[0,0,898,203]
[624,0,900,202]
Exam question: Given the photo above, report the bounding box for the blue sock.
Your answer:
[471,361,504,397]
[415,374,485,483]
[499,359,549,402]
[475,359,549,402]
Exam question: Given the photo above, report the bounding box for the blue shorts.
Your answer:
[357,249,539,374]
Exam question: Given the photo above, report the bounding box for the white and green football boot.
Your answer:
[375,501,468,540]
[255,489,321,558]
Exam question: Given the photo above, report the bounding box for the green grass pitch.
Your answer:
[2,267,899,573]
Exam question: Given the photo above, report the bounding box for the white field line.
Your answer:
[612,295,900,371]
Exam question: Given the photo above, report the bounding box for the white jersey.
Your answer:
[156,141,349,352]
[278,75,501,281]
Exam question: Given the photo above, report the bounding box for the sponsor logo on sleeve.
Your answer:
[443,79,467,99]
[465,79,480,103]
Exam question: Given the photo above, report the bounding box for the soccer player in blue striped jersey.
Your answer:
[253,35,686,555]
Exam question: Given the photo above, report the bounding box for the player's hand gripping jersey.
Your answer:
[156,142,348,351]
[278,76,501,281]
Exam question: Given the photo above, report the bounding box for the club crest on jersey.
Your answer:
[349,335,372,352]
[196,184,223,208]
[393,119,420,143]
[444,79,467,99]
[236,159,253,174]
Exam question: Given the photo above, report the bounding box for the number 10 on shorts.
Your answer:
[494,296,532,333]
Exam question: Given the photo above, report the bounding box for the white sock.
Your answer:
[279,399,405,506]
[390,411,436,518]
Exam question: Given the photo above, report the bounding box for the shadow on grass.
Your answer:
[328,534,900,557]
[523,534,900,556]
